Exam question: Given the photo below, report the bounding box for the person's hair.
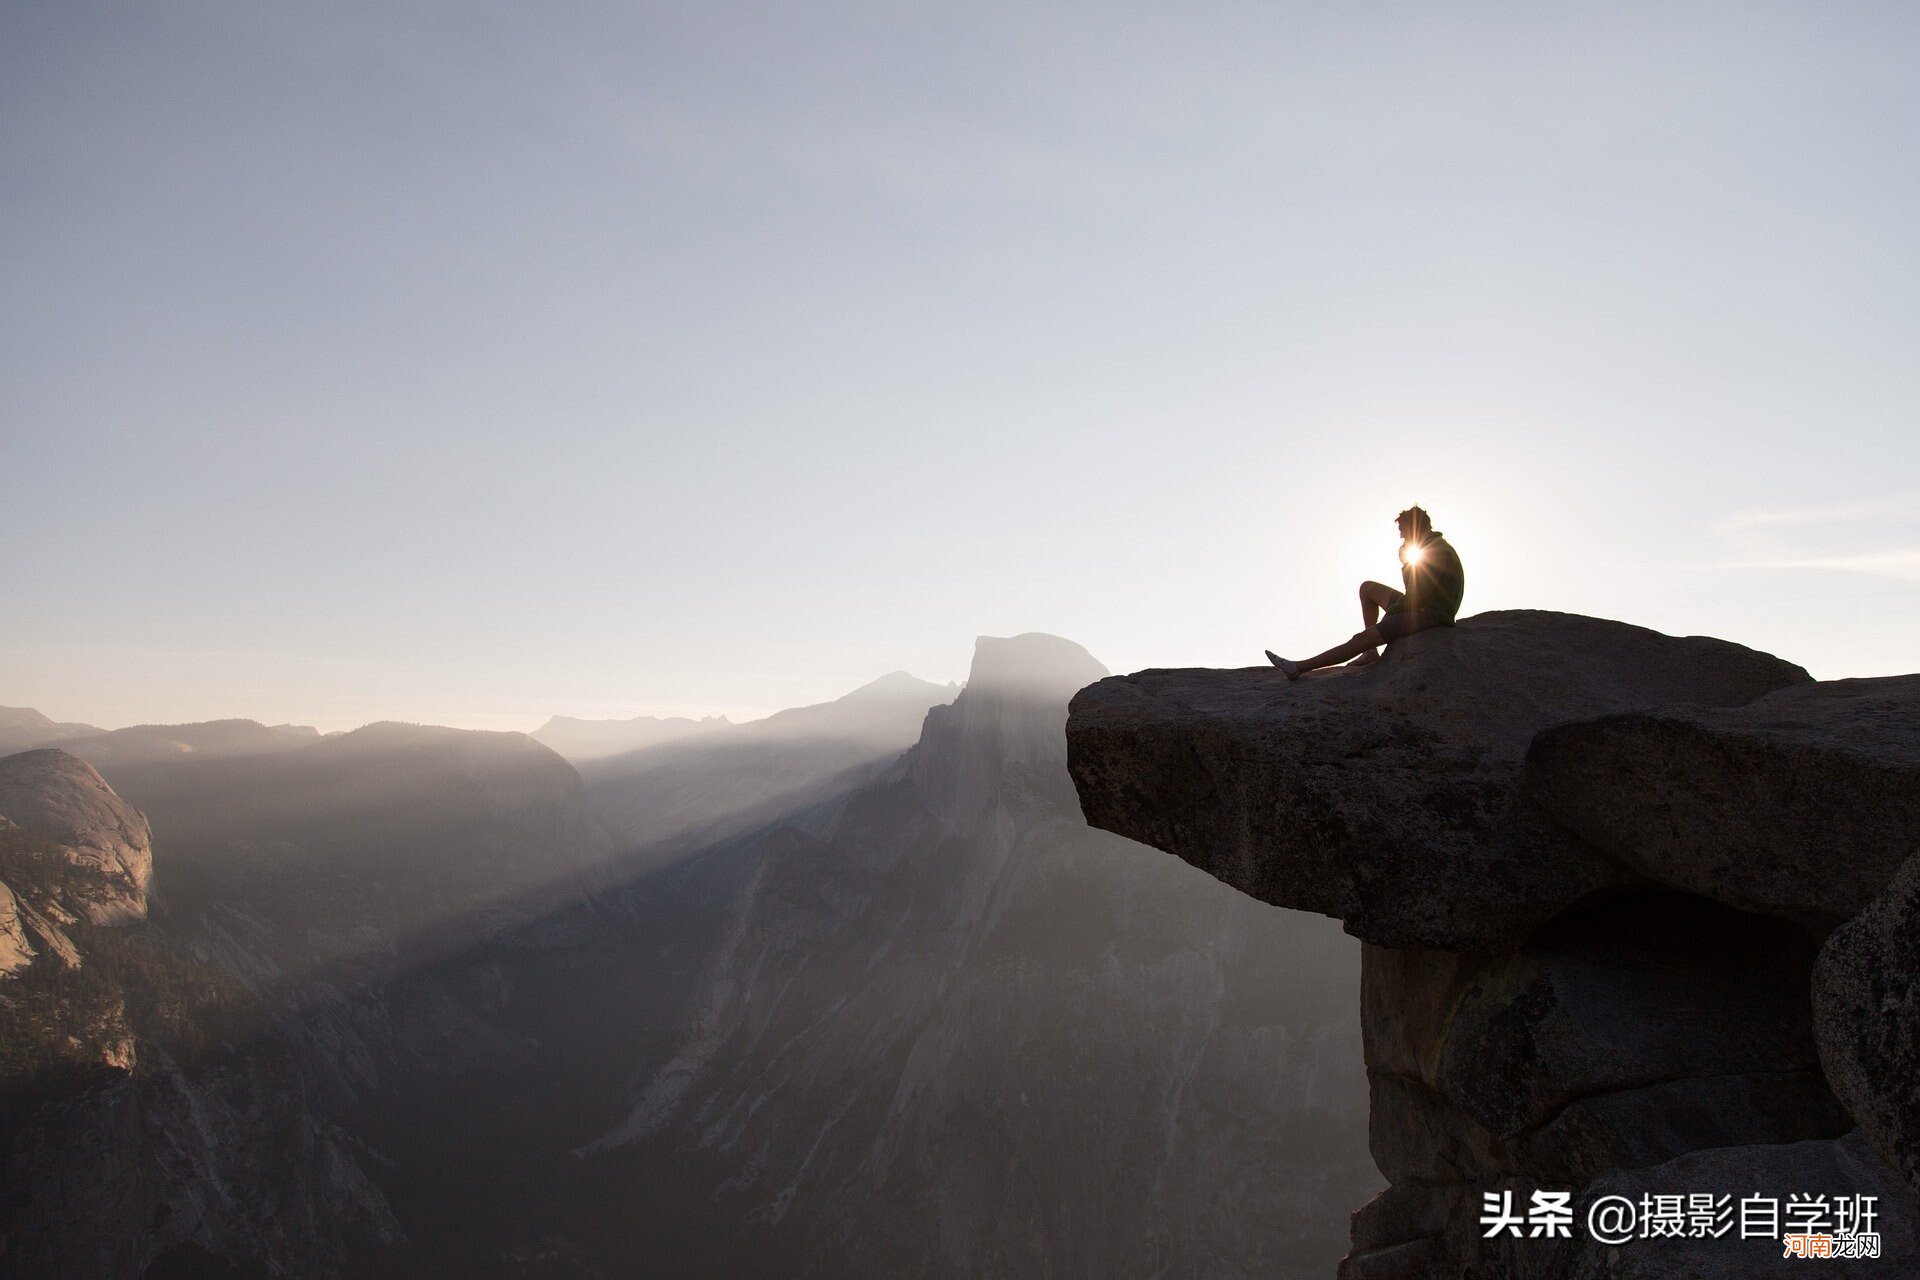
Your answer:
[1397,505,1433,536]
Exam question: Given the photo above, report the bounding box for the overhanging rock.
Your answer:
[1065,610,1808,951]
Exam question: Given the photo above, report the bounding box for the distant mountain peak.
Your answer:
[0,707,105,756]
[963,633,1108,700]
[903,635,1108,833]
[838,671,956,703]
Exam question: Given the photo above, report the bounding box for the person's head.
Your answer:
[1396,506,1433,542]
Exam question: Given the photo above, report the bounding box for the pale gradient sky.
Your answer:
[4,2,1917,733]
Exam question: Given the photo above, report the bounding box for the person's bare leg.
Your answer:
[1270,626,1388,680]
[1297,626,1386,673]
[1359,580,1393,629]
[1269,583,1401,681]
[1350,581,1398,666]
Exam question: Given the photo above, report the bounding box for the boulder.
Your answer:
[1815,849,1920,1198]
[0,749,152,924]
[1066,611,1807,950]
[1526,674,1920,926]
[1364,892,1848,1188]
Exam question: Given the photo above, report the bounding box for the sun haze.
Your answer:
[4,3,1917,730]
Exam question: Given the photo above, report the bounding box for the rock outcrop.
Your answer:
[1065,610,1920,1277]
[0,748,153,925]
[0,872,34,975]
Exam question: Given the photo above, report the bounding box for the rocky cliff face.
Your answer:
[0,749,153,928]
[1066,610,1920,1278]
[0,751,155,1112]
[583,634,1377,1278]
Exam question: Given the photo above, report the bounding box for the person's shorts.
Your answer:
[1377,607,1448,643]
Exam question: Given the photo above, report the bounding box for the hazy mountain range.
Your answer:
[0,640,1371,1278]
[0,708,324,767]
[574,670,959,863]
[0,706,107,755]
[531,711,733,762]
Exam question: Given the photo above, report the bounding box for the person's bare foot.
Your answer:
[1346,650,1382,668]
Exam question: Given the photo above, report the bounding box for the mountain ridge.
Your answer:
[4,634,1373,1278]
[578,669,958,857]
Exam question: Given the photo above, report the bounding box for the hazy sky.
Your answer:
[5,1,1917,732]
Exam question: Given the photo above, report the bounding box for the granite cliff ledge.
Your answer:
[1065,610,1920,1278]
[1065,610,1809,953]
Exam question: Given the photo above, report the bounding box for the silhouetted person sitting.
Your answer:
[1266,506,1465,681]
